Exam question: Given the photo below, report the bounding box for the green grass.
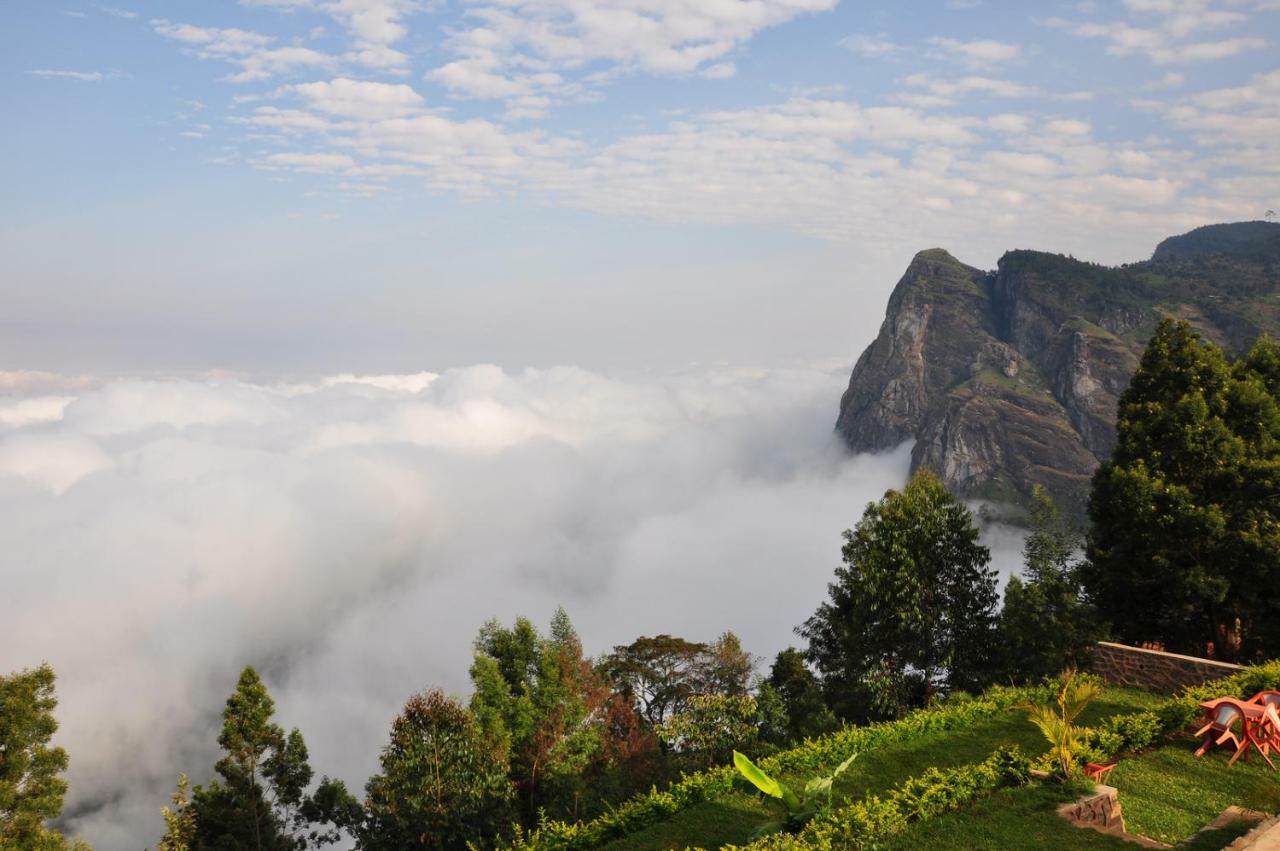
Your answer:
[599,688,1159,850]
[879,782,1132,850]
[881,731,1278,850]
[1110,735,1280,844]
[878,780,1260,850]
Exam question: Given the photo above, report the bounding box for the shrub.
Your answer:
[724,746,1032,850]
[505,683,1041,849]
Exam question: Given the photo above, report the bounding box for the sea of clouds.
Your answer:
[0,362,1023,848]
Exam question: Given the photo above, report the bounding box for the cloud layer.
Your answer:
[0,362,938,849]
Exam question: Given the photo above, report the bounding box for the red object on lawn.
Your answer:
[1195,698,1277,769]
[1084,761,1116,783]
[1248,690,1280,711]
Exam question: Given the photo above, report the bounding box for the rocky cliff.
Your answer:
[836,221,1280,517]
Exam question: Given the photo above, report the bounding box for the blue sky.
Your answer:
[2,0,1278,373]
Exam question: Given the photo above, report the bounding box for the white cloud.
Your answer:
[1144,68,1280,154]
[99,6,138,19]
[239,0,421,71]
[152,19,337,82]
[257,151,359,171]
[1052,1,1268,63]
[427,0,837,112]
[0,364,912,848]
[289,77,425,119]
[26,69,106,81]
[899,73,1039,105]
[839,33,906,59]
[926,36,1022,66]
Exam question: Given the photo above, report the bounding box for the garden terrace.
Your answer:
[507,660,1280,851]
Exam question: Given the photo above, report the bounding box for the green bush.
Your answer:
[504,684,1042,849]
[1079,660,1280,761]
[724,746,1033,850]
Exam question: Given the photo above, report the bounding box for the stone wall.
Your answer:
[1058,785,1126,834]
[1090,641,1242,692]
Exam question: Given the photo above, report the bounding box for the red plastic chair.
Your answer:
[1194,698,1246,761]
[1248,690,1280,711]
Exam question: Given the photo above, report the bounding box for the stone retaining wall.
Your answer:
[1058,785,1126,833]
[1090,641,1242,692]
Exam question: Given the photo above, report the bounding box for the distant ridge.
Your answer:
[835,221,1280,518]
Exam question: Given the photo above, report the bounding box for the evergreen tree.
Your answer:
[361,690,514,851]
[798,469,998,720]
[998,487,1098,682]
[766,649,837,743]
[0,663,90,850]
[158,776,196,851]
[470,609,623,823]
[1084,321,1280,659]
[190,667,354,850]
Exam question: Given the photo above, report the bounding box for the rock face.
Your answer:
[836,221,1280,517]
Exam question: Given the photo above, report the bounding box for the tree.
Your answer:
[602,635,709,728]
[698,632,758,697]
[361,690,514,851]
[766,649,837,743]
[190,667,354,850]
[657,694,759,770]
[158,776,197,851]
[798,469,999,720]
[1084,321,1280,660]
[470,608,643,823]
[0,664,90,850]
[998,487,1099,682]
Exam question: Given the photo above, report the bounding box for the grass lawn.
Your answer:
[600,688,1160,850]
[1110,734,1280,845]
[878,731,1278,850]
[879,781,1258,850]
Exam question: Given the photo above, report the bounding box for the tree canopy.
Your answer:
[799,469,998,720]
[0,663,88,850]
[1084,320,1280,660]
[362,690,514,851]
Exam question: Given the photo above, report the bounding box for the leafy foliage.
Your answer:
[361,689,515,851]
[157,775,196,851]
[0,663,89,850]
[658,694,759,770]
[189,666,354,850]
[766,649,838,744]
[1017,670,1100,780]
[505,683,1043,849]
[603,631,756,730]
[721,746,1032,850]
[471,609,658,823]
[998,488,1099,682]
[733,750,857,836]
[800,469,999,720]
[1085,320,1280,660]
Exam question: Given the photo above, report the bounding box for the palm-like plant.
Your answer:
[1020,669,1099,780]
[732,750,857,836]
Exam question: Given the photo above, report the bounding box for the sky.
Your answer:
[1,0,1277,373]
[1,2,1279,847]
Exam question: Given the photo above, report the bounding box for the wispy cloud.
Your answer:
[926,36,1022,66]
[1048,1,1269,63]
[152,19,337,82]
[26,69,106,81]
[426,0,837,117]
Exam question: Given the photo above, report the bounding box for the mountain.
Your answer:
[835,221,1280,518]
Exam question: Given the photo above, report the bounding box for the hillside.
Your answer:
[834,221,1280,517]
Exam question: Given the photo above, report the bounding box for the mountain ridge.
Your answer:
[835,220,1280,517]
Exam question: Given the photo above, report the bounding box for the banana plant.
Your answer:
[732,750,857,836]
